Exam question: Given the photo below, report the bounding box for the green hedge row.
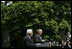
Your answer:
[1,1,71,41]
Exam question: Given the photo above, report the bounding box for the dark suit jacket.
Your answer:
[34,34,42,43]
[23,35,36,47]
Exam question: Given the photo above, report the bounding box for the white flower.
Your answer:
[1,1,6,3]
[7,3,10,6]
[7,2,13,6]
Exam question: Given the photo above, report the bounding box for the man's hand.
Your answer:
[42,39,46,42]
[36,43,41,45]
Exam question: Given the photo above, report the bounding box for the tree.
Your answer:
[1,1,71,48]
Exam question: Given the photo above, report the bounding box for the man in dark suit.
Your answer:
[23,29,41,47]
[34,29,51,47]
[34,29,46,43]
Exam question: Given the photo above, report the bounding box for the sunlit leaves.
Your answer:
[34,18,40,24]
[1,1,71,41]
[59,19,70,32]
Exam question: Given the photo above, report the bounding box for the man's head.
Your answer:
[37,29,43,35]
[26,29,33,37]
